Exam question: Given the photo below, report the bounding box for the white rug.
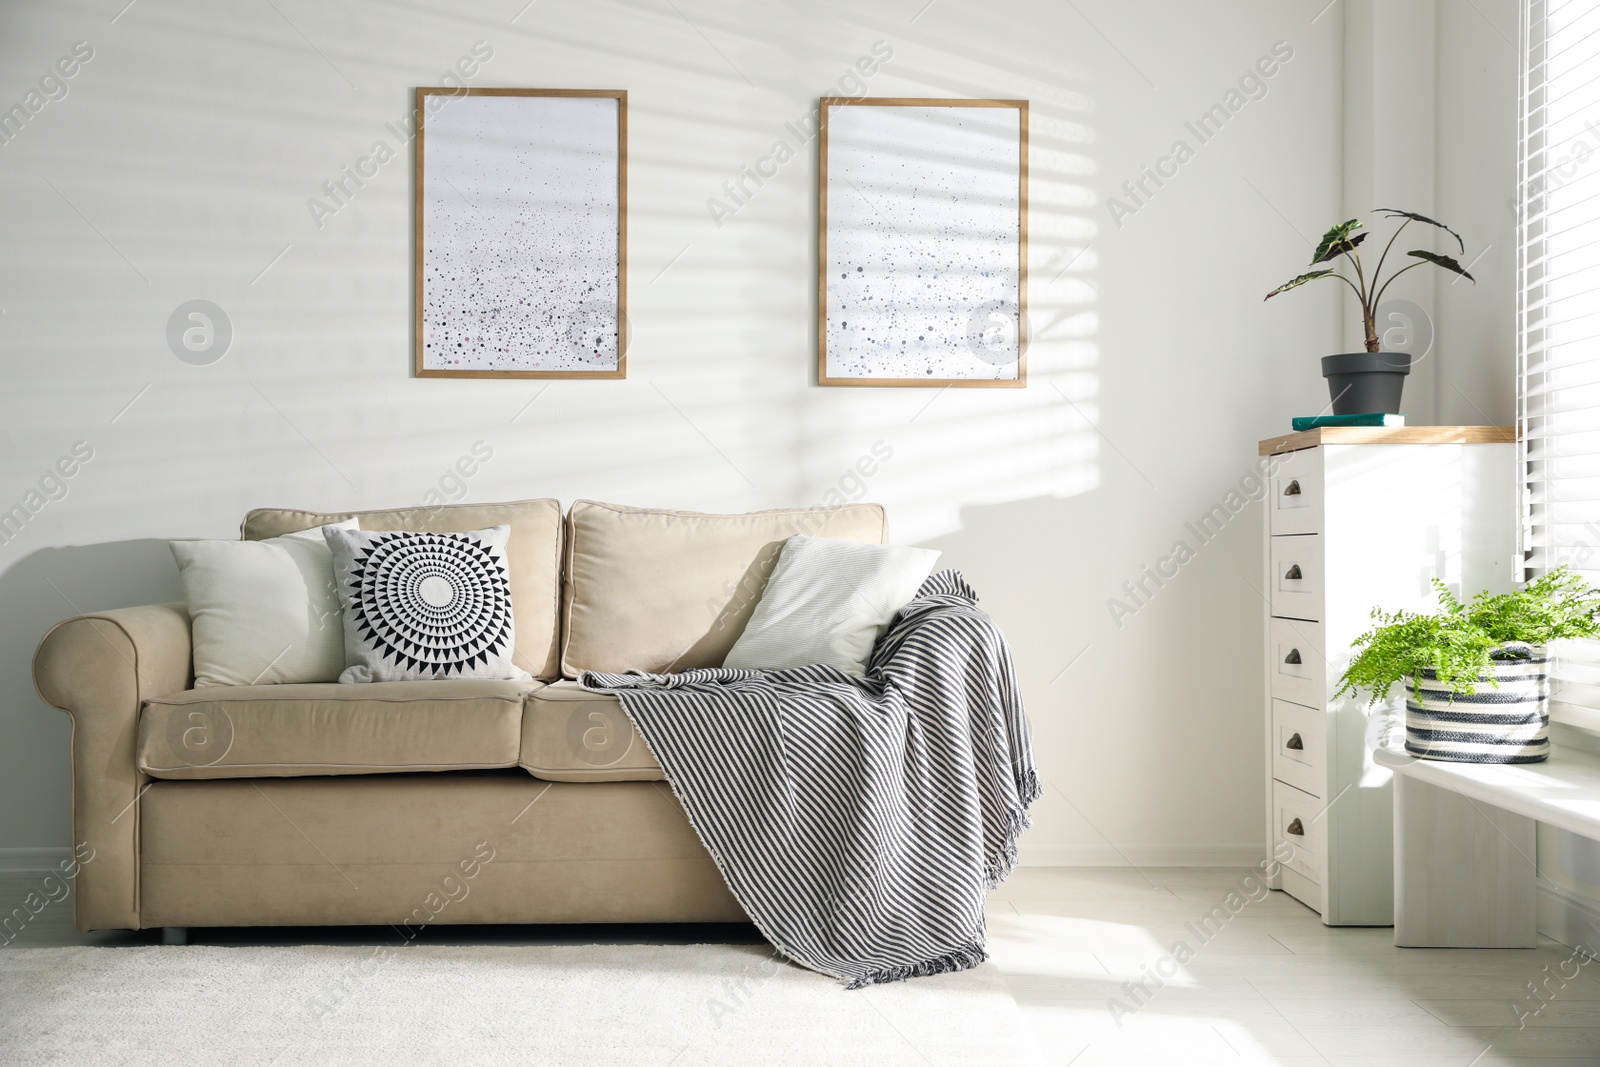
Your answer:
[0,942,1044,1066]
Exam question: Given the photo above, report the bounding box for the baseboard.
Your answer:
[0,847,70,873]
[1537,877,1600,954]
[7,843,1268,872]
[1020,843,1266,867]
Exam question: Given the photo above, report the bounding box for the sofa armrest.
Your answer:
[33,603,192,930]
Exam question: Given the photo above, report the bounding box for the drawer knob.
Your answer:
[1284,648,1302,664]
[1286,818,1304,837]
[1283,479,1302,496]
[1286,733,1304,751]
[1284,564,1303,580]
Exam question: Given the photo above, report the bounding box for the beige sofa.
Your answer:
[33,498,887,934]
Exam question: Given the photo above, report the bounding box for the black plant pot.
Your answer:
[1321,352,1413,415]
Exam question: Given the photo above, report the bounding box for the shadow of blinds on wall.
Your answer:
[1519,0,1600,733]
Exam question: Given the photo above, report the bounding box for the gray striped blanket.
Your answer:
[580,570,1039,988]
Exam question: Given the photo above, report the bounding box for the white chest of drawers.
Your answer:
[1259,427,1517,925]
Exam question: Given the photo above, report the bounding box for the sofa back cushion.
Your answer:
[242,500,563,680]
[560,500,887,676]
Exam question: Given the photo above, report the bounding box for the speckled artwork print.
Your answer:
[825,104,1021,381]
[422,95,619,373]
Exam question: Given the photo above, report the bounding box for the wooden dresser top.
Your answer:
[1258,426,1517,456]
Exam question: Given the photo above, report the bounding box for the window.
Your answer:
[1519,0,1600,730]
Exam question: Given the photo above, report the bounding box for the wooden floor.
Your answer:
[987,867,1600,1066]
[5,866,1600,1065]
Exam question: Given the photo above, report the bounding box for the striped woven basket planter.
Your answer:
[1404,644,1551,764]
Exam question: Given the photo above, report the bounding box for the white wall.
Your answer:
[0,0,1512,867]
[1434,0,1519,426]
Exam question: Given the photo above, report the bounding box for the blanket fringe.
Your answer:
[984,768,1042,891]
[1018,767,1043,809]
[845,942,990,989]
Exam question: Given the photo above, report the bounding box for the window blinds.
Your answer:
[1519,0,1600,730]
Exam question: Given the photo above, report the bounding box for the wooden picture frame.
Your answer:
[414,88,627,379]
[817,97,1028,388]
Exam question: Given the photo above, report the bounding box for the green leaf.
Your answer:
[1311,220,1364,264]
[1376,208,1465,253]
[1408,249,1475,283]
[1264,269,1336,300]
[1312,230,1368,264]
[1335,564,1600,707]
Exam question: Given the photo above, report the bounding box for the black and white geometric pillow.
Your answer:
[321,524,530,683]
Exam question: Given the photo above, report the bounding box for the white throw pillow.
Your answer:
[722,535,941,675]
[170,520,358,687]
[323,524,531,683]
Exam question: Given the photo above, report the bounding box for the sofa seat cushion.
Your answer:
[137,680,538,780]
[520,681,663,782]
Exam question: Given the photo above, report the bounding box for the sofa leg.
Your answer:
[160,927,189,946]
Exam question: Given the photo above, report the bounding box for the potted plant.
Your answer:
[1335,567,1600,764]
[1264,209,1475,415]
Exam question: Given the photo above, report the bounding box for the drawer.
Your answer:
[1271,698,1324,797]
[1269,448,1322,535]
[1269,535,1321,622]
[1269,617,1325,707]
[1272,779,1324,881]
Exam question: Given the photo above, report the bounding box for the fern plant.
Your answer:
[1335,566,1600,707]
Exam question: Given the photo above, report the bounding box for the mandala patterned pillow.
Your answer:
[322,524,531,683]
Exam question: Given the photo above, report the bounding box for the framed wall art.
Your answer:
[414,88,627,379]
[818,97,1028,387]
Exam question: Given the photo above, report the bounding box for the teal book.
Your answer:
[1292,413,1406,431]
